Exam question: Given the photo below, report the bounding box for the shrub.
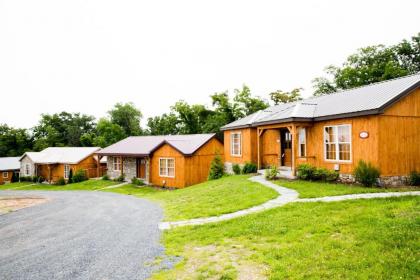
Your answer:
[208,155,225,180]
[11,173,19,183]
[242,162,257,174]
[102,174,110,180]
[297,164,315,180]
[131,177,145,186]
[265,165,278,180]
[353,160,380,187]
[408,171,420,186]
[325,169,339,182]
[19,176,30,182]
[68,169,73,184]
[312,167,329,181]
[72,169,88,183]
[114,174,126,182]
[55,177,66,185]
[232,164,242,175]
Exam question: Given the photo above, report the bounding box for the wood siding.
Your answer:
[0,170,15,184]
[150,144,186,188]
[224,128,257,164]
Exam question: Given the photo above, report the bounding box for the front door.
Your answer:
[280,129,292,167]
[137,159,146,179]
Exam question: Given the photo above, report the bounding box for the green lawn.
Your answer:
[104,175,279,221]
[273,179,419,198]
[153,196,420,279]
[14,179,118,191]
[0,182,35,190]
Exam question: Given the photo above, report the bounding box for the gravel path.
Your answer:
[0,190,164,280]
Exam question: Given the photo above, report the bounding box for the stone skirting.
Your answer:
[339,173,409,187]
[224,162,245,174]
[107,156,149,183]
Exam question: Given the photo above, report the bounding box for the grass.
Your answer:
[104,175,279,221]
[14,179,118,191]
[273,179,419,198]
[0,181,36,190]
[153,196,420,279]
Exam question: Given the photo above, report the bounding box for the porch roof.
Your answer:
[221,72,420,130]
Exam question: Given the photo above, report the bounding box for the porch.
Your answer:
[98,155,150,183]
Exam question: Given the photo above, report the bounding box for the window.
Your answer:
[2,172,8,179]
[159,158,175,177]
[25,164,30,176]
[64,165,70,179]
[113,157,122,171]
[298,128,306,157]
[230,132,242,156]
[324,125,351,161]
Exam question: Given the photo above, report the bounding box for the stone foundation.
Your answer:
[107,156,136,181]
[338,173,409,187]
[224,162,245,174]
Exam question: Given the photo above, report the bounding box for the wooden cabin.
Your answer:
[222,73,420,186]
[0,157,20,185]
[97,134,224,188]
[19,147,102,183]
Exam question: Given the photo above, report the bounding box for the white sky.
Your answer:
[0,0,419,129]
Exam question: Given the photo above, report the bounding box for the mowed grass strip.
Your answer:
[0,182,35,190]
[14,179,118,191]
[273,179,419,198]
[103,175,279,221]
[154,196,420,280]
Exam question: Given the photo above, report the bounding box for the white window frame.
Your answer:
[159,158,175,178]
[323,124,352,162]
[298,127,306,157]
[2,172,8,179]
[25,163,30,176]
[64,164,70,179]
[230,132,242,156]
[113,157,122,171]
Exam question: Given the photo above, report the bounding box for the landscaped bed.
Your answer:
[153,196,420,279]
[104,175,279,221]
[272,179,419,198]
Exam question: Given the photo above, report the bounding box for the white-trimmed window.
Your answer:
[230,132,242,156]
[159,158,175,177]
[298,128,306,157]
[2,172,8,179]
[64,165,70,179]
[113,157,122,171]
[324,124,351,161]
[25,164,30,176]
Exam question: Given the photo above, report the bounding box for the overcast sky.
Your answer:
[0,0,419,129]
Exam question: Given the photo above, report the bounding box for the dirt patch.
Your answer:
[0,196,48,214]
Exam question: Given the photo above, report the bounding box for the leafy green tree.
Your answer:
[171,101,213,134]
[0,124,33,157]
[108,102,143,136]
[313,33,420,96]
[93,118,126,148]
[233,85,269,118]
[147,113,180,135]
[269,88,303,104]
[208,154,224,180]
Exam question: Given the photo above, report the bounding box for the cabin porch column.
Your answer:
[96,155,102,178]
[288,125,298,176]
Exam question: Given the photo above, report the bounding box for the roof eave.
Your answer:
[313,109,381,121]
[252,117,313,127]
[95,152,150,157]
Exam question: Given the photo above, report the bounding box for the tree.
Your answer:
[147,113,180,135]
[269,88,303,104]
[233,85,269,118]
[171,101,213,134]
[93,118,126,148]
[108,102,143,136]
[0,124,33,157]
[208,154,224,180]
[313,33,420,96]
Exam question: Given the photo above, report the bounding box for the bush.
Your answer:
[19,176,31,182]
[242,162,257,174]
[131,177,145,186]
[353,160,380,187]
[312,167,329,181]
[408,171,420,186]
[11,173,19,183]
[232,164,242,175]
[265,165,278,180]
[68,169,73,184]
[297,164,315,180]
[208,155,225,180]
[55,177,66,185]
[325,169,339,182]
[102,174,110,180]
[72,169,88,183]
[114,174,126,182]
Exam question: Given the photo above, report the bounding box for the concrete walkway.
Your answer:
[95,182,129,191]
[159,175,420,230]
[159,175,299,230]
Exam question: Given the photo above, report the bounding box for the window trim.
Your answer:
[113,157,122,172]
[64,164,70,179]
[25,163,30,176]
[323,124,352,163]
[230,132,242,157]
[298,127,306,157]
[159,157,175,178]
[2,172,8,179]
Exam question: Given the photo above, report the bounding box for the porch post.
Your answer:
[96,155,101,178]
[257,128,265,170]
[121,156,124,177]
[48,164,52,183]
[290,125,298,176]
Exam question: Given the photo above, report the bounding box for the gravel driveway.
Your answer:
[0,190,164,280]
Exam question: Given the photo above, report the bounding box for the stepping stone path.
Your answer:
[159,175,420,230]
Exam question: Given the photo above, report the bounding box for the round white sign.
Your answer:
[359,131,369,139]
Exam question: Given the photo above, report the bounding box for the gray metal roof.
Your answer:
[0,157,20,171]
[222,72,420,129]
[97,134,217,156]
[20,147,101,164]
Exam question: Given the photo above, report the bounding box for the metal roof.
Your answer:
[20,147,101,164]
[97,134,217,156]
[221,72,420,129]
[0,157,20,171]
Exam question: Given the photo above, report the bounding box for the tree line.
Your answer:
[0,33,418,157]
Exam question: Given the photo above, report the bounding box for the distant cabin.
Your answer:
[221,73,420,186]
[0,157,20,184]
[97,134,224,188]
